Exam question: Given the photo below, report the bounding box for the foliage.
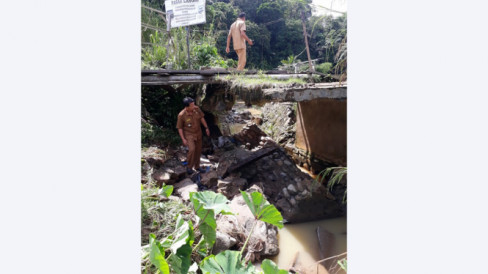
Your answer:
[144,190,287,274]
[189,191,233,248]
[315,62,333,74]
[149,233,170,274]
[141,186,192,245]
[159,184,174,198]
[141,0,346,71]
[261,259,289,274]
[316,167,347,204]
[141,120,181,147]
[141,85,196,148]
[338,258,347,272]
[240,190,284,228]
[223,72,306,88]
[200,250,257,274]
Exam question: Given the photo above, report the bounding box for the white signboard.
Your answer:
[165,0,206,28]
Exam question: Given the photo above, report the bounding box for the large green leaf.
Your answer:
[149,234,170,274]
[159,184,174,197]
[190,191,232,215]
[199,222,216,247]
[200,250,256,274]
[170,215,191,254]
[168,243,192,274]
[191,195,217,228]
[190,192,219,248]
[261,259,289,274]
[240,191,284,228]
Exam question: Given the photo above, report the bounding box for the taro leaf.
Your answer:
[261,259,289,274]
[190,191,232,216]
[170,215,192,254]
[168,243,192,274]
[191,195,217,228]
[149,234,170,274]
[199,222,216,247]
[200,250,256,274]
[159,184,174,197]
[161,235,173,249]
[240,191,284,228]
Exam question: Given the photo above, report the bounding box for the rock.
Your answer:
[216,215,241,238]
[261,102,296,145]
[141,146,166,168]
[174,178,198,201]
[231,124,267,149]
[282,188,290,199]
[252,117,263,125]
[152,168,173,185]
[289,197,297,206]
[174,166,187,179]
[213,231,237,254]
[227,194,280,261]
[276,160,283,166]
[207,154,220,162]
[200,170,218,188]
[284,160,292,166]
[287,184,297,195]
[296,181,304,192]
[217,177,247,199]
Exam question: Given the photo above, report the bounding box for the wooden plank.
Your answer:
[223,146,278,177]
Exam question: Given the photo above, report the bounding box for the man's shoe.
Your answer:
[186,168,193,175]
[196,167,207,173]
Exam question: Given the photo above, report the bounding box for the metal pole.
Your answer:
[186,26,191,69]
[166,16,172,69]
[301,11,314,73]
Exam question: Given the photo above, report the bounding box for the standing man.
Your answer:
[226,12,253,71]
[176,97,210,174]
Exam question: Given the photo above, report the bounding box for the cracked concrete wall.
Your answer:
[295,98,347,166]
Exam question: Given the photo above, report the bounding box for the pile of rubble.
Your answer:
[141,125,346,262]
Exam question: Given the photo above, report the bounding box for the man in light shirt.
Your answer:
[226,12,253,71]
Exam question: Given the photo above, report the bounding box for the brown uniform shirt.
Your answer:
[176,106,205,138]
[229,18,247,50]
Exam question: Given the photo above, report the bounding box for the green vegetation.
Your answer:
[141,85,196,148]
[141,185,193,245]
[142,120,181,147]
[316,167,347,204]
[338,258,347,272]
[142,189,288,274]
[222,71,307,88]
[141,0,347,71]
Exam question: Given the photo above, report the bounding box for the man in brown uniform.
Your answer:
[176,97,210,174]
[226,12,253,71]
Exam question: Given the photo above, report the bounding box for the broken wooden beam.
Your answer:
[223,146,278,177]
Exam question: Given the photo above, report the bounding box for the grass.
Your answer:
[218,71,307,89]
[141,185,192,245]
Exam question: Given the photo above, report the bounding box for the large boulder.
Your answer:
[227,191,280,262]
[151,158,187,186]
[200,170,219,188]
[173,178,198,201]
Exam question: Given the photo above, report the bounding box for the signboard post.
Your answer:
[165,0,206,69]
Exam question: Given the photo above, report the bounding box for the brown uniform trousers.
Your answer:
[177,106,205,169]
[236,48,246,71]
[186,134,202,169]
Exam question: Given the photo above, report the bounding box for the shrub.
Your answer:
[315,62,333,74]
